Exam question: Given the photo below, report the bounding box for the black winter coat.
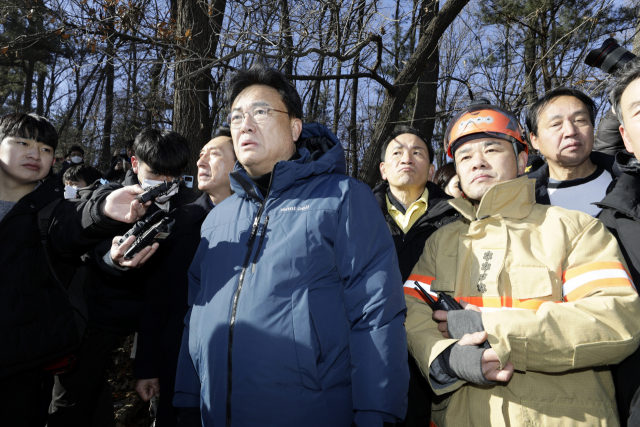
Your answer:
[527,151,618,205]
[88,176,198,335]
[133,193,211,425]
[374,181,460,427]
[595,150,640,427]
[374,181,460,281]
[594,109,625,157]
[0,177,129,379]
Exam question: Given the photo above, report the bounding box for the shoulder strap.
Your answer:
[37,199,88,340]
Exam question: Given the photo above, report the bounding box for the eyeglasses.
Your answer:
[227,107,290,128]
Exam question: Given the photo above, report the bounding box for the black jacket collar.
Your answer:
[527,151,618,205]
[374,181,455,233]
[0,177,63,226]
[596,150,640,221]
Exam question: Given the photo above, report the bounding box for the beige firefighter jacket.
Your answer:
[405,176,640,427]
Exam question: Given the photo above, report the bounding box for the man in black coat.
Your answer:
[526,87,617,216]
[47,128,202,427]
[0,114,152,427]
[132,127,237,427]
[374,126,460,426]
[594,58,640,427]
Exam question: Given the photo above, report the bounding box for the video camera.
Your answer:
[585,38,636,74]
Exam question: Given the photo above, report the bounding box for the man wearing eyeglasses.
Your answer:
[173,64,409,427]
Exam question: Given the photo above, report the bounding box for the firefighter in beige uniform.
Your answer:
[405,103,640,427]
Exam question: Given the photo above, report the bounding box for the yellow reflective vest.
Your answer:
[405,176,640,427]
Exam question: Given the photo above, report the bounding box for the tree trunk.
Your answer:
[633,9,640,56]
[523,23,538,107]
[102,16,116,169]
[173,0,226,181]
[348,0,365,178]
[22,59,35,113]
[359,0,470,187]
[411,0,440,162]
[332,7,342,136]
[146,49,165,126]
[280,0,293,76]
[36,69,46,116]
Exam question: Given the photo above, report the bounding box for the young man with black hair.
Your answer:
[63,164,104,199]
[0,113,152,427]
[131,127,236,427]
[56,144,85,185]
[174,64,408,427]
[47,128,201,427]
[594,58,640,426]
[374,126,459,427]
[526,87,617,215]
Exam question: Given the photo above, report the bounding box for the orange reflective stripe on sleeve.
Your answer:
[563,262,636,302]
[403,275,436,303]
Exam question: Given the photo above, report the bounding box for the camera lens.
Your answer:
[585,38,636,74]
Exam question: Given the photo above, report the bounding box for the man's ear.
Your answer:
[620,125,635,153]
[131,156,139,174]
[530,133,540,151]
[379,162,387,181]
[291,118,303,142]
[428,164,435,181]
[517,151,529,176]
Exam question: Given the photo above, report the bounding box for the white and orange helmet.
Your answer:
[444,104,528,159]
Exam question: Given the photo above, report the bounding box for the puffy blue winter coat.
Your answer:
[174,123,409,427]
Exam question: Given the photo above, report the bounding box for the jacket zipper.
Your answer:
[226,174,274,427]
[251,216,269,274]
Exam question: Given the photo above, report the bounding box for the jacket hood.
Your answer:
[615,149,640,174]
[230,123,346,200]
[596,150,640,220]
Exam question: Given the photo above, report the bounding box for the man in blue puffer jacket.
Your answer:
[173,64,409,427]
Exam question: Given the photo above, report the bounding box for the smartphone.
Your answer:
[183,175,194,189]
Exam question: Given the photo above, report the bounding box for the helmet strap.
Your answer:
[512,142,521,177]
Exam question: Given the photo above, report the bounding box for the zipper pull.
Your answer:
[258,216,270,245]
[251,216,270,273]
[247,213,261,247]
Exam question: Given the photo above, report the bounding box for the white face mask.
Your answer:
[70,156,83,164]
[140,177,179,203]
[64,185,77,199]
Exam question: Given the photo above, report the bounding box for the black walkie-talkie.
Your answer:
[413,281,490,349]
[413,281,463,311]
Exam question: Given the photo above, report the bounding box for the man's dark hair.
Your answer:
[125,139,134,149]
[226,63,303,119]
[68,145,84,156]
[526,87,596,136]
[0,113,58,151]
[433,162,457,191]
[214,126,232,139]
[609,58,640,126]
[212,126,236,160]
[63,164,103,186]
[133,128,191,177]
[380,125,434,164]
